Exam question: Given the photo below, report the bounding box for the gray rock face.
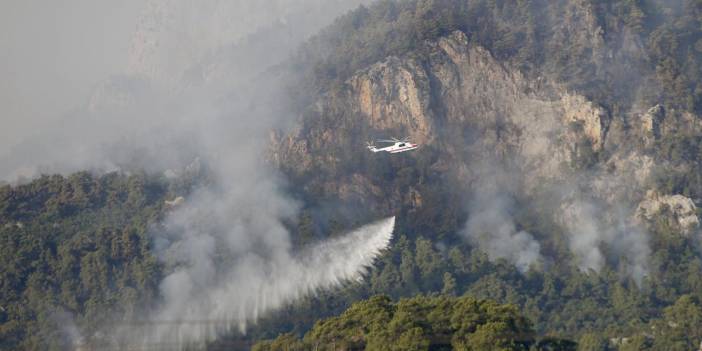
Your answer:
[273,30,699,248]
[276,31,616,193]
[637,191,700,236]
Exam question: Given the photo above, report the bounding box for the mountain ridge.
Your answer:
[4,0,702,350]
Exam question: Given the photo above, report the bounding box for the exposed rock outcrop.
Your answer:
[274,31,627,199]
[637,190,700,236]
[561,93,608,151]
[270,30,701,282]
[641,104,665,141]
[348,58,433,143]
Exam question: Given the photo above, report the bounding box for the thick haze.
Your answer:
[4,0,679,347]
[0,0,370,180]
[0,0,398,349]
[0,1,142,152]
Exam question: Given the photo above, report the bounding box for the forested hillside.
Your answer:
[252,295,574,351]
[2,172,702,349]
[4,0,702,350]
[271,0,702,349]
[0,172,180,350]
[298,0,702,113]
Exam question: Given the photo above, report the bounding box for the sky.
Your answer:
[0,1,143,150]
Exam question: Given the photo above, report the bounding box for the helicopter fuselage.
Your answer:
[368,141,419,153]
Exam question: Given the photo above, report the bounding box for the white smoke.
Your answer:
[0,0,372,181]
[463,193,542,273]
[460,166,543,273]
[51,309,85,349]
[1,0,388,349]
[130,216,395,347]
[560,198,650,284]
[561,200,604,272]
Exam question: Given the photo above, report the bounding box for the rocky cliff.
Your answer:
[272,29,702,275]
[275,31,649,202]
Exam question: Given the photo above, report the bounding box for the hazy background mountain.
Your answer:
[0,0,142,152]
[3,0,702,350]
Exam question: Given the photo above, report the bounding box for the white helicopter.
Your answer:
[366,137,419,154]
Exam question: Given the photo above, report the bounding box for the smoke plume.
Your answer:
[560,200,605,273]
[0,0,371,181]
[463,196,542,273]
[130,215,395,347]
[461,167,543,273]
[1,0,390,348]
[561,198,650,284]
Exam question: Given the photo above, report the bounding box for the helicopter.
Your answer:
[366,137,419,154]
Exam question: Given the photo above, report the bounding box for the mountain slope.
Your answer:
[4,0,702,350]
[267,0,702,346]
[0,172,171,350]
[252,295,574,351]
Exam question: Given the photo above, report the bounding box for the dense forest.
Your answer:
[252,295,573,351]
[3,172,702,350]
[267,0,702,349]
[0,172,196,350]
[4,0,702,350]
